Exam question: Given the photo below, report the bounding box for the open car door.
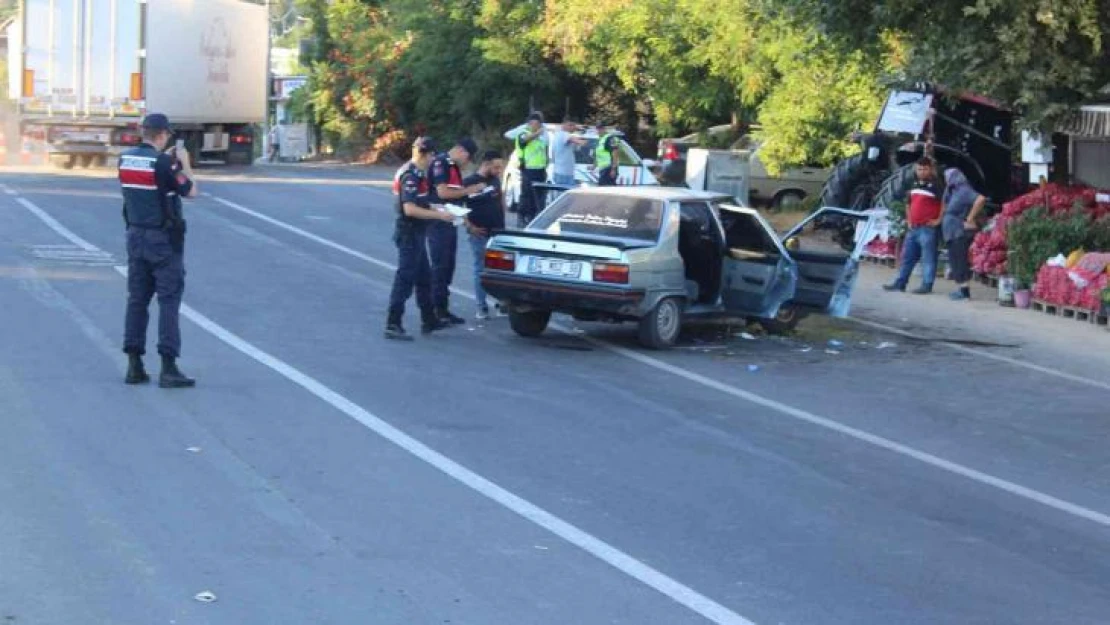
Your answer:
[716,204,798,318]
[780,207,879,317]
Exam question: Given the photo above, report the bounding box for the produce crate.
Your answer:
[1031,299,1108,326]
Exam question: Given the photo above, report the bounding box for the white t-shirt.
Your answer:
[549,130,578,178]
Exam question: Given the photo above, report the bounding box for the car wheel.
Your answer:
[638,297,683,349]
[509,309,551,338]
[772,190,805,211]
[758,304,805,335]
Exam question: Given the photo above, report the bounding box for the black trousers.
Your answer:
[388,225,433,324]
[124,227,185,358]
[947,233,974,283]
[519,168,547,225]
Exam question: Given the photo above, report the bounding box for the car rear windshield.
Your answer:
[530,194,665,242]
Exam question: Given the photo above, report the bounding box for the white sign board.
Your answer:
[1021,130,1053,164]
[279,123,309,160]
[278,78,307,100]
[876,91,934,135]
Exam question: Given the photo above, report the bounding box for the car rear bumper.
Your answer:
[481,272,647,317]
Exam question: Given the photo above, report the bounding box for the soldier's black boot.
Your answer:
[159,355,196,389]
[384,322,414,341]
[384,310,414,341]
[421,309,451,334]
[124,353,150,385]
[437,308,466,325]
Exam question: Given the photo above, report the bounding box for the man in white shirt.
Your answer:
[549,120,587,189]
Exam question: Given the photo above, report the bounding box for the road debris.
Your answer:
[876,341,898,350]
[186,447,201,453]
[825,349,841,355]
[194,591,217,603]
[737,332,757,340]
[827,339,844,348]
[747,364,761,372]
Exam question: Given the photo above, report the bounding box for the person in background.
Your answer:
[463,151,506,320]
[515,112,549,225]
[550,119,587,191]
[941,167,987,300]
[884,156,942,294]
[385,137,456,341]
[268,124,280,163]
[427,138,484,325]
[594,122,620,186]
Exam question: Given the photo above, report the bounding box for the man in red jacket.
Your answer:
[884,157,942,294]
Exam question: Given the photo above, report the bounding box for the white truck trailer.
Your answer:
[6,0,268,168]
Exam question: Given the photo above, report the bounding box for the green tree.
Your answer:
[798,0,1110,129]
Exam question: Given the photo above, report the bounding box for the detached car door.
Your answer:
[716,204,798,318]
[780,207,879,317]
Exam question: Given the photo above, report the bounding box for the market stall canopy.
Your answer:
[1058,104,1110,138]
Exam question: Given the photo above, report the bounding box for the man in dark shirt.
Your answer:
[463,151,506,319]
[386,137,457,341]
[119,113,198,388]
[427,138,484,325]
[884,156,942,294]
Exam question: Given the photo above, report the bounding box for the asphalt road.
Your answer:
[1,165,1108,625]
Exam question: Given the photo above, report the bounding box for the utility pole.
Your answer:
[262,0,273,163]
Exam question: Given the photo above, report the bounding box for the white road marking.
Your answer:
[210,196,394,272]
[851,317,1110,393]
[7,191,755,624]
[205,193,1110,529]
[2,184,17,196]
[15,197,100,252]
[105,265,753,625]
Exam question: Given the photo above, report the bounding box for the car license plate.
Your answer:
[61,131,106,143]
[529,257,582,278]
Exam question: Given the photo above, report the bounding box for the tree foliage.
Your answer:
[800,0,1110,130]
[293,0,1109,167]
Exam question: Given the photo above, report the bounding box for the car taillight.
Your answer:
[232,134,252,144]
[484,250,515,271]
[592,262,629,284]
[662,142,679,161]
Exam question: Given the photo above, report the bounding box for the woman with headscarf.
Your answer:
[941,168,987,300]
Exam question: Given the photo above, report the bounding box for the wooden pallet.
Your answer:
[973,273,1000,288]
[862,254,897,268]
[1031,299,1109,326]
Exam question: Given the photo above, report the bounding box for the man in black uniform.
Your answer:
[463,151,506,319]
[427,138,483,325]
[385,137,458,341]
[119,113,197,388]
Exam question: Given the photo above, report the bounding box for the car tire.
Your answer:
[638,297,683,349]
[509,309,551,338]
[758,304,805,335]
[772,190,806,210]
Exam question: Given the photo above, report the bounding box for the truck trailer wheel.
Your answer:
[872,163,917,209]
[509,308,551,338]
